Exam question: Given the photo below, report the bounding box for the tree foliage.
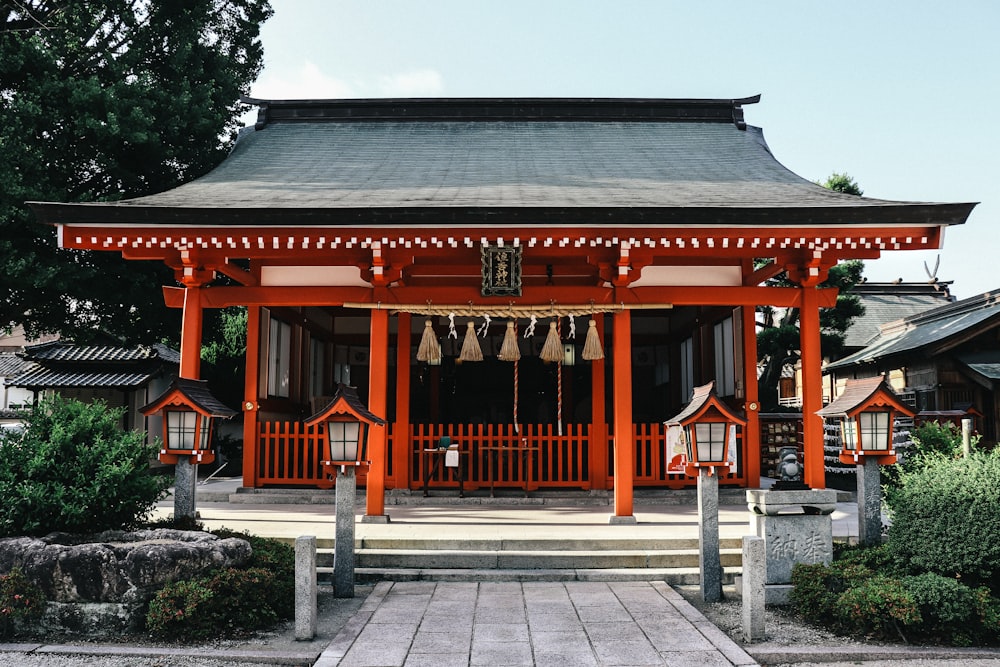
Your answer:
[755,173,866,409]
[1,1,272,343]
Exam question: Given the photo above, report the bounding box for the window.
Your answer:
[268,319,291,398]
[714,317,735,396]
[680,337,694,401]
[310,337,325,399]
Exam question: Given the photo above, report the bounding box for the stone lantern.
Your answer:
[818,376,915,546]
[664,381,746,602]
[141,377,236,520]
[304,383,385,597]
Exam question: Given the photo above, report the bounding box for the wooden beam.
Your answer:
[161,284,839,309]
[612,309,634,519]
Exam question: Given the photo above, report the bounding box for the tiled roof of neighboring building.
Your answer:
[955,352,1000,382]
[827,291,1000,370]
[22,341,165,363]
[844,282,955,349]
[0,353,33,377]
[8,369,156,390]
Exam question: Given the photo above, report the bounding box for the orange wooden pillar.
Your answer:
[364,308,390,521]
[589,313,608,490]
[799,285,826,488]
[393,312,412,490]
[242,306,263,487]
[179,285,203,379]
[741,305,761,487]
[611,309,636,523]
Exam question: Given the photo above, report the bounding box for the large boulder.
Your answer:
[0,529,251,606]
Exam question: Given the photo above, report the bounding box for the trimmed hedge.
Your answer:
[887,450,1000,590]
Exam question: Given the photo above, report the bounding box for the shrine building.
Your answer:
[29,95,975,522]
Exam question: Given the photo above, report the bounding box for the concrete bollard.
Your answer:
[295,535,317,640]
[741,535,766,642]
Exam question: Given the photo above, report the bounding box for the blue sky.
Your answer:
[247,1,999,299]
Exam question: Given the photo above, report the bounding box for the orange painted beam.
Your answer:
[366,308,390,518]
[161,284,838,310]
[799,285,826,488]
[612,309,634,519]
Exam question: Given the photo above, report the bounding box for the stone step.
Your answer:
[222,487,767,506]
[351,547,743,570]
[348,566,739,584]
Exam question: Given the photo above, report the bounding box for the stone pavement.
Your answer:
[316,580,755,667]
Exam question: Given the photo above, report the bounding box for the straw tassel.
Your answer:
[539,320,563,362]
[459,320,483,362]
[416,319,441,363]
[582,318,604,360]
[499,320,520,361]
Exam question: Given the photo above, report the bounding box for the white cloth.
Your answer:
[445,448,459,467]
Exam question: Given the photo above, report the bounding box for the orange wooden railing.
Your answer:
[255,420,747,489]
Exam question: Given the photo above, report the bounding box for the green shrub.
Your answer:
[832,576,920,639]
[884,421,975,494]
[791,560,876,626]
[898,573,1000,646]
[145,567,282,639]
[212,530,294,616]
[145,532,295,640]
[0,568,46,638]
[0,396,170,536]
[887,449,1000,590]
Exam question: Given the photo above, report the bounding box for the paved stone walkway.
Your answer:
[316,580,757,667]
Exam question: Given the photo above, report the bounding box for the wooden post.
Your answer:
[741,305,761,487]
[179,285,203,379]
[394,312,412,490]
[242,306,262,488]
[364,308,389,521]
[589,313,608,490]
[611,309,635,523]
[800,285,826,488]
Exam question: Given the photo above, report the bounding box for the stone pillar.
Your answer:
[856,458,882,547]
[697,468,722,602]
[295,535,317,640]
[741,535,766,642]
[334,466,357,598]
[173,459,197,521]
[747,488,836,604]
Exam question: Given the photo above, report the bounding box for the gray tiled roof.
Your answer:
[0,353,32,377]
[827,291,1000,370]
[29,98,975,227]
[8,368,156,390]
[23,341,165,363]
[955,352,1000,382]
[845,284,954,349]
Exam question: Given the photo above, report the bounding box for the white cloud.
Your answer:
[248,62,445,101]
[249,61,358,100]
[376,69,444,97]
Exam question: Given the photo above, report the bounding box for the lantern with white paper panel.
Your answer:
[664,381,746,477]
[817,376,915,466]
[305,383,387,475]
[141,377,237,465]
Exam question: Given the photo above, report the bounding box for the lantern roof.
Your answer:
[304,383,387,427]
[816,376,915,419]
[664,381,747,427]
[140,377,238,418]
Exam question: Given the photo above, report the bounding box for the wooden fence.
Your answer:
[255,420,746,489]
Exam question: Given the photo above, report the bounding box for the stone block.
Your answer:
[752,513,832,585]
[746,488,837,516]
[741,535,765,642]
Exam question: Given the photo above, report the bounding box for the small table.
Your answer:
[422,448,466,497]
[480,444,538,497]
